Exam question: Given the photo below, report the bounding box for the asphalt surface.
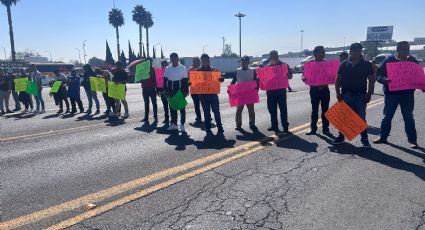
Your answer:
[1,74,424,230]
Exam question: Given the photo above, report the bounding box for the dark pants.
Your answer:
[310,88,330,131]
[142,88,157,118]
[19,92,33,110]
[70,98,84,112]
[267,92,288,130]
[199,94,223,130]
[102,93,116,112]
[12,91,21,110]
[191,94,202,121]
[160,93,170,122]
[57,88,69,111]
[171,108,185,125]
[338,93,368,142]
[379,93,417,143]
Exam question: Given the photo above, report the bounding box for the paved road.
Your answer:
[1,75,424,230]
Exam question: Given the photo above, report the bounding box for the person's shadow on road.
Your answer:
[134,121,157,133]
[42,114,60,119]
[276,133,319,153]
[235,128,266,141]
[164,132,195,151]
[194,133,236,150]
[329,144,425,181]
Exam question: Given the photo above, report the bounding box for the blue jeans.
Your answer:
[35,89,45,110]
[199,94,222,130]
[379,93,417,143]
[84,88,99,111]
[338,93,368,142]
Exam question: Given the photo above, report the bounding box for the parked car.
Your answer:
[293,56,314,73]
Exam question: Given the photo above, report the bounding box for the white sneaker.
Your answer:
[180,124,185,132]
[40,109,46,113]
[167,124,178,131]
[34,109,40,114]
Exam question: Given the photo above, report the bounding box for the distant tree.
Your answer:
[128,41,137,63]
[221,44,238,58]
[119,50,127,66]
[144,11,154,57]
[105,40,115,65]
[108,8,124,59]
[1,0,19,62]
[132,4,146,57]
[88,57,105,67]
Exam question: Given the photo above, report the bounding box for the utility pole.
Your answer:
[234,12,246,58]
[222,37,225,54]
[2,46,6,60]
[300,30,304,57]
[82,40,87,64]
[202,45,208,54]
[76,48,82,64]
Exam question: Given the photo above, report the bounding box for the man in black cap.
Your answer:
[333,43,375,147]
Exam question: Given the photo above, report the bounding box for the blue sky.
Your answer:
[1,0,424,62]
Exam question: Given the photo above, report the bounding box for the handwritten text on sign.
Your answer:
[386,61,425,91]
[256,64,289,90]
[325,101,368,141]
[154,68,165,88]
[303,60,340,86]
[227,81,259,107]
[189,71,221,94]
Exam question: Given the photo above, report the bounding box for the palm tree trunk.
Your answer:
[6,5,16,62]
[139,24,143,58]
[115,27,120,61]
[146,28,150,58]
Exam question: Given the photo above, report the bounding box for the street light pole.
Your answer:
[76,48,82,64]
[202,45,208,54]
[300,30,304,57]
[234,12,246,58]
[1,46,6,60]
[45,50,52,62]
[222,37,225,54]
[82,40,87,64]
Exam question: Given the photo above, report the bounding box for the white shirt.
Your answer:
[164,63,188,81]
[54,73,67,81]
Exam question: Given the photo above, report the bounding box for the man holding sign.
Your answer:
[52,69,70,114]
[302,46,333,136]
[374,41,422,149]
[111,61,129,119]
[29,64,45,114]
[260,50,293,133]
[229,56,259,131]
[164,53,189,132]
[195,54,225,134]
[66,69,84,114]
[334,43,375,147]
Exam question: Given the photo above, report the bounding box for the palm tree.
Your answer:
[108,8,124,60]
[132,4,146,58]
[1,0,19,62]
[144,11,154,58]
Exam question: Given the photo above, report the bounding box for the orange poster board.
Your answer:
[325,101,368,141]
[189,71,221,94]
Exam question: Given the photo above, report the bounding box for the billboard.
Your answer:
[366,26,393,42]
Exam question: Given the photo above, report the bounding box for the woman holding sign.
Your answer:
[230,56,259,131]
[18,69,34,113]
[52,69,70,114]
[82,64,100,115]
[302,46,333,136]
[157,60,170,124]
[374,41,421,149]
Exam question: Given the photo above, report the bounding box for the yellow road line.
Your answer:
[1,99,384,230]
[0,123,310,230]
[46,128,313,230]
